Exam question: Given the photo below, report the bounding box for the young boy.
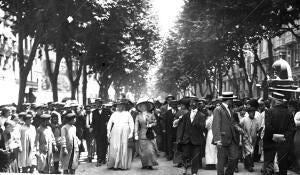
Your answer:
[240,107,260,172]
[3,120,22,173]
[61,112,81,174]
[18,114,37,173]
[51,111,61,174]
[36,114,57,173]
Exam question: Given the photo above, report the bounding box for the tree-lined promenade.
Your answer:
[157,0,300,99]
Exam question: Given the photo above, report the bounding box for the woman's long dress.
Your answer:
[135,112,158,167]
[107,111,134,169]
[205,114,217,165]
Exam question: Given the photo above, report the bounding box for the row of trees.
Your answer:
[157,0,300,98]
[0,0,159,109]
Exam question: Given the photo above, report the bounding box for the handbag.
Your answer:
[146,127,155,140]
[128,138,134,148]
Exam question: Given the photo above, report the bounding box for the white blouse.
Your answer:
[107,111,134,138]
[294,111,300,127]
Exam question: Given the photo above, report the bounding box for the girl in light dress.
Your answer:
[60,112,81,174]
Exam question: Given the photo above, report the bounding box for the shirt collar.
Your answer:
[191,108,198,113]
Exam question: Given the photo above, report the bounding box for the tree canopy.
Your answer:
[157,0,300,98]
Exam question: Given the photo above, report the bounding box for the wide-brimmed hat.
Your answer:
[269,92,288,102]
[218,92,237,100]
[51,111,61,118]
[178,97,191,106]
[114,99,132,107]
[136,97,154,112]
[165,94,175,101]
[64,112,76,119]
[95,98,104,104]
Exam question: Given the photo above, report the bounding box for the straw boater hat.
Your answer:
[218,92,237,100]
[136,97,155,112]
[269,92,288,102]
[165,94,175,101]
[40,114,51,119]
[24,113,33,119]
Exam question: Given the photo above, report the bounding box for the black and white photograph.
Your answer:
[0,0,300,174]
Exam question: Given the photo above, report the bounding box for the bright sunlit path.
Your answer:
[152,0,184,37]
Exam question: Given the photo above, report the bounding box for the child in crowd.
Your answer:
[3,120,22,173]
[60,112,81,174]
[51,111,62,174]
[18,114,37,173]
[36,114,57,173]
[240,107,260,172]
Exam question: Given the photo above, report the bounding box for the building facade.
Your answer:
[0,9,100,105]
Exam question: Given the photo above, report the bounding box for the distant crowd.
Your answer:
[0,92,299,175]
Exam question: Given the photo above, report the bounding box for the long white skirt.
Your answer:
[107,125,132,169]
[205,129,217,165]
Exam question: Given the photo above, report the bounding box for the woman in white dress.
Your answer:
[205,105,217,170]
[107,100,134,170]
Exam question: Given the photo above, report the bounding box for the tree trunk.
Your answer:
[98,84,110,100]
[218,65,223,96]
[71,84,77,100]
[227,66,239,98]
[198,81,204,96]
[18,73,27,111]
[267,38,274,72]
[66,57,83,101]
[49,77,58,101]
[45,44,62,102]
[17,28,41,111]
[82,63,87,105]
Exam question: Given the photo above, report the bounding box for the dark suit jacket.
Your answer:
[263,104,296,149]
[179,110,206,146]
[164,109,176,139]
[91,108,112,139]
[212,104,240,146]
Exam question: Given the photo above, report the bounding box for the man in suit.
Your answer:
[91,99,112,167]
[179,97,206,175]
[212,92,240,175]
[263,92,296,175]
[84,106,94,162]
[164,100,178,160]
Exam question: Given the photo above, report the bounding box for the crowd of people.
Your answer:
[0,91,299,175]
